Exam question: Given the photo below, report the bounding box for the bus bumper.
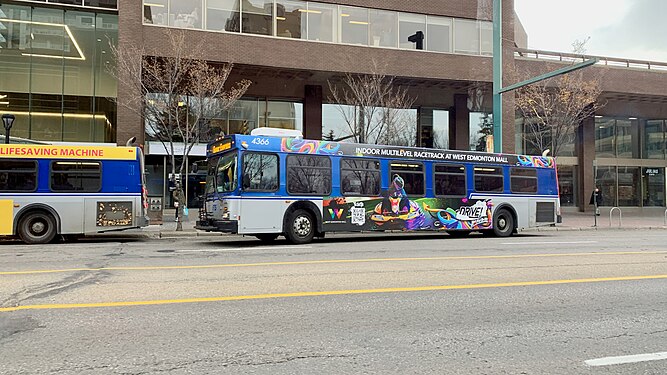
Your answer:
[195,219,238,233]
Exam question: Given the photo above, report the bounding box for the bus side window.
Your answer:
[434,164,466,196]
[510,167,538,193]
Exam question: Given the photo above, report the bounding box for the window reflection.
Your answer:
[399,13,425,49]
[144,0,168,25]
[206,0,240,32]
[242,0,273,36]
[426,16,451,53]
[276,0,305,38]
[369,10,397,48]
[644,120,665,159]
[340,6,368,45]
[454,19,479,54]
[595,117,615,157]
[306,2,335,42]
[169,0,202,29]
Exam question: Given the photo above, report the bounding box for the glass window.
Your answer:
[398,13,425,49]
[242,0,273,36]
[84,0,117,8]
[205,155,220,194]
[341,158,381,196]
[643,120,665,159]
[432,110,449,149]
[260,101,302,130]
[474,166,503,192]
[369,9,397,47]
[50,161,101,192]
[510,168,538,194]
[434,164,466,196]
[454,19,479,54]
[276,0,305,39]
[480,21,492,55]
[340,6,368,45]
[615,119,634,158]
[470,112,494,152]
[144,0,168,25]
[426,16,451,53]
[595,166,616,206]
[642,167,665,206]
[216,152,237,193]
[389,162,424,196]
[0,160,37,192]
[50,0,83,5]
[242,152,278,191]
[286,155,331,195]
[595,117,615,157]
[306,2,336,42]
[169,0,203,29]
[617,166,639,206]
[557,166,577,207]
[206,0,240,32]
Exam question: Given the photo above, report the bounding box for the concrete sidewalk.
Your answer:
[134,207,667,238]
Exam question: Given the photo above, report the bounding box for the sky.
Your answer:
[513,0,667,62]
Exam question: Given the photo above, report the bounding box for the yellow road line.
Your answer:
[2,250,667,276]
[2,274,667,313]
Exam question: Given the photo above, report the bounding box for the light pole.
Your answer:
[2,114,15,144]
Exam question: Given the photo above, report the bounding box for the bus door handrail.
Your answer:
[609,207,622,228]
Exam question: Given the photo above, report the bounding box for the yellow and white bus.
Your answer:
[0,143,149,244]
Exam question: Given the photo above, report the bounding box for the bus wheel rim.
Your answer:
[498,217,507,230]
[293,216,311,237]
[30,220,46,235]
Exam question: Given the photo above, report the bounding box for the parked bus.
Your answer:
[0,143,149,244]
[196,129,559,244]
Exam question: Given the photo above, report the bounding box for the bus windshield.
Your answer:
[216,151,237,193]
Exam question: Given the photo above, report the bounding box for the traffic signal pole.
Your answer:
[491,0,597,154]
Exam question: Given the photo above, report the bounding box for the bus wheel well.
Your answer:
[494,203,518,232]
[14,205,61,235]
[283,201,323,236]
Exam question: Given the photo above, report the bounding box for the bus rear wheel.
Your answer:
[18,211,57,244]
[492,209,514,237]
[285,209,315,244]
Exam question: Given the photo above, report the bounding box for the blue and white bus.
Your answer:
[0,143,149,244]
[196,129,560,244]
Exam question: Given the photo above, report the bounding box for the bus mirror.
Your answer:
[191,163,198,173]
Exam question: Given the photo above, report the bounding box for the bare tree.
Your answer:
[514,40,605,156]
[109,29,250,229]
[327,63,416,146]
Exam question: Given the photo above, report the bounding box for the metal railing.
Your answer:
[515,48,667,72]
[609,207,622,228]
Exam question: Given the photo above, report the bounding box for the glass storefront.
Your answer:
[321,104,417,146]
[143,0,493,57]
[593,165,665,207]
[0,4,118,143]
[557,166,577,207]
[515,117,576,157]
[145,98,302,143]
[642,167,665,206]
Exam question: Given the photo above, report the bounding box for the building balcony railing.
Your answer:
[515,48,667,72]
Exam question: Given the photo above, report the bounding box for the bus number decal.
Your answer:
[251,138,270,146]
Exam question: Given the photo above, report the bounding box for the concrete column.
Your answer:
[117,1,145,146]
[578,116,596,212]
[450,94,470,150]
[303,85,322,140]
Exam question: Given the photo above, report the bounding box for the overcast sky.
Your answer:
[514,0,667,62]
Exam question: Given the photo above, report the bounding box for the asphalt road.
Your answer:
[1,230,666,374]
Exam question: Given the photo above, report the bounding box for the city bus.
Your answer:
[196,128,559,244]
[0,143,149,244]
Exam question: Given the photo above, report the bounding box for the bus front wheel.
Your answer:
[18,211,57,244]
[285,209,315,244]
[492,209,514,237]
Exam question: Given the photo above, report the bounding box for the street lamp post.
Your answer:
[2,114,15,144]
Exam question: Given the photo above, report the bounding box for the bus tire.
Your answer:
[255,234,279,242]
[18,211,57,244]
[492,209,514,237]
[285,209,315,244]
